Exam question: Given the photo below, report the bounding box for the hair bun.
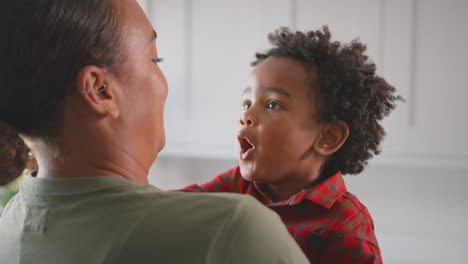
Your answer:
[0,120,30,186]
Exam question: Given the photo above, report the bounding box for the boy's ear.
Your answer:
[76,65,120,119]
[313,121,349,156]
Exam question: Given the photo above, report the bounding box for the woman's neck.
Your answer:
[33,140,150,185]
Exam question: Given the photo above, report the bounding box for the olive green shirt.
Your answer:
[0,175,308,264]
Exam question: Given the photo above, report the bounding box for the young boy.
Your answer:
[179,26,401,263]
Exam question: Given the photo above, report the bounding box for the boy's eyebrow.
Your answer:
[242,87,291,98]
[242,87,251,96]
[263,87,290,98]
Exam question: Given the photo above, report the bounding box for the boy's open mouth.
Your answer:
[238,134,255,160]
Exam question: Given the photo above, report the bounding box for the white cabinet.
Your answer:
[147,0,291,157]
[378,0,468,169]
[142,0,468,169]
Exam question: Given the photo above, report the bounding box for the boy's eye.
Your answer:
[242,101,251,110]
[266,101,281,110]
[152,57,164,64]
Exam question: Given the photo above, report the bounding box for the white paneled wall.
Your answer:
[138,1,468,263]
[142,0,468,170]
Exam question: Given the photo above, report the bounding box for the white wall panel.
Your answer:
[410,0,468,155]
[147,0,194,151]
[144,0,468,168]
[296,0,382,67]
[378,0,412,154]
[189,0,291,150]
[376,0,468,168]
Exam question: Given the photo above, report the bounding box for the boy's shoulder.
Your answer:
[321,188,375,236]
[303,173,374,234]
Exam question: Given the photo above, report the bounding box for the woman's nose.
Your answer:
[240,114,257,127]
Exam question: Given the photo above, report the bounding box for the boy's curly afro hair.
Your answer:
[252,25,402,177]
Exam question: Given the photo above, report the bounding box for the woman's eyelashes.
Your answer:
[152,57,164,64]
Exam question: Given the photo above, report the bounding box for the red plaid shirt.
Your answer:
[180,166,382,263]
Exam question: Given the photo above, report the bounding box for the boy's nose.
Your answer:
[240,115,257,127]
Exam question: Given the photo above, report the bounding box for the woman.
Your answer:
[0,1,308,263]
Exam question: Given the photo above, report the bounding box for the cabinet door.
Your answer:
[144,0,468,169]
[407,0,468,163]
[296,0,382,67]
[379,0,468,168]
[149,0,291,157]
[146,0,189,134]
[296,0,468,169]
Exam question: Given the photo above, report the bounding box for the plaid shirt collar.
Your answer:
[252,171,347,209]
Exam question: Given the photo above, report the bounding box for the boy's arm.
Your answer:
[178,166,246,193]
[209,195,310,264]
[318,222,382,264]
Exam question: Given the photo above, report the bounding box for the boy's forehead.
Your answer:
[252,57,310,83]
[245,58,316,96]
[257,56,307,71]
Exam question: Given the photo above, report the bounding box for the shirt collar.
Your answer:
[253,171,347,209]
[20,174,141,197]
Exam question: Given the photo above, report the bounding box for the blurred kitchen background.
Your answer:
[139,0,468,263]
[2,0,466,263]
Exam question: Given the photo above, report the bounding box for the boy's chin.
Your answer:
[239,164,256,182]
[239,163,269,183]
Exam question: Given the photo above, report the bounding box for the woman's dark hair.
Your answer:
[252,26,402,178]
[0,0,123,185]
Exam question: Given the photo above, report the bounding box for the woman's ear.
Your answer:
[75,65,120,119]
[313,121,349,156]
